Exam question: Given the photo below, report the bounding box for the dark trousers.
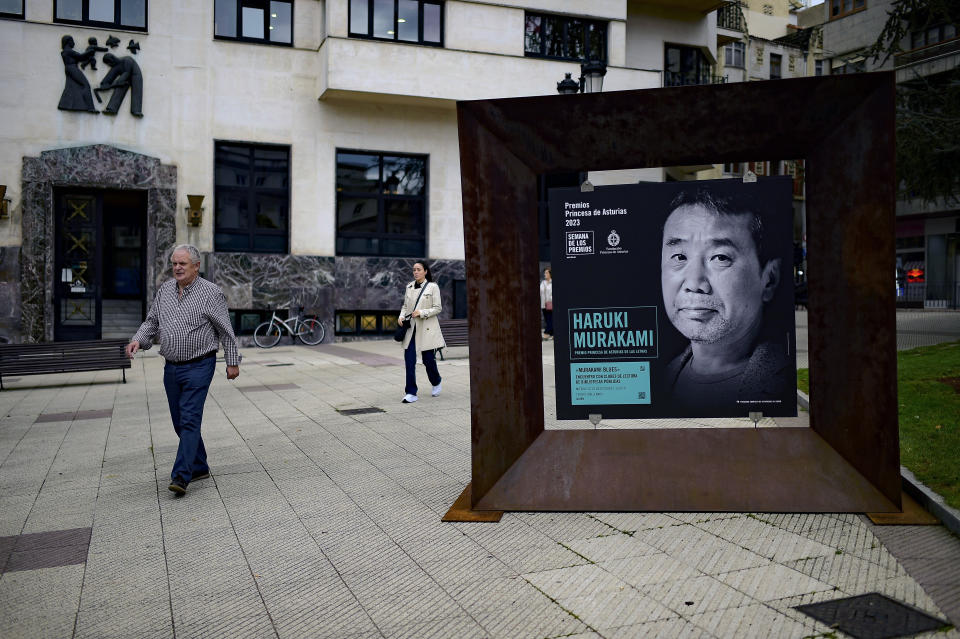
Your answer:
[404,328,441,395]
[542,308,554,336]
[163,356,215,483]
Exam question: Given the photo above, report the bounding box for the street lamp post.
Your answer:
[556,58,608,94]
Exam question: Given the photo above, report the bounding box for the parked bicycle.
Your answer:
[253,309,325,347]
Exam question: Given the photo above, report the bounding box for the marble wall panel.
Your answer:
[202,254,465,342]
[0,248,21,342]
[334,256,466,318]
[207,253,337,342]
[335,257,415,311]
[19,180,54,342]
[18,145,176,342]
[22,144,177,189]
[148,187,177,292]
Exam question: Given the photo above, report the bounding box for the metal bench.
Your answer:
[0,339,131,390]
[437,318,468,361]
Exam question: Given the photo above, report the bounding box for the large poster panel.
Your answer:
[549,177,797,420]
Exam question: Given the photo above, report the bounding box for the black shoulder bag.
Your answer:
[394,283,428,342]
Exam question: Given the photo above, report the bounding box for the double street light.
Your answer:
[557,58,608,95]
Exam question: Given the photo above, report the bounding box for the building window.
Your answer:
[722,162,743,175]
[524,12,607,62]
[215,0,292,45]
[0,0,23,19]
[214,142,290,253]
[54,0,147,30]
[815,59,824,75]
[336,150,427,257]
[769,53,782,79]
[335,310,399,336]
[349,0,443,46]
[830,57,866,74]
[830,0,865,19]
[724,41,745,67]
[910,22,957,49]
[665,44,711,86]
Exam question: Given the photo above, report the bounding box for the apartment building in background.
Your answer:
[807,0,959,307]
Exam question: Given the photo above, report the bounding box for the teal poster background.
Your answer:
[571,362,651,405]
[548,178,798,420]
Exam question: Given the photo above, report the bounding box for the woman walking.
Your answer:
[398,261,446,403]
[540,267,554,340]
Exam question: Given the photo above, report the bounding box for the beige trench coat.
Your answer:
[398,280,446,351]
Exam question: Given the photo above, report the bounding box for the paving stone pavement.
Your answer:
[1,332,958,639]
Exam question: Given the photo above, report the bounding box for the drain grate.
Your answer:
[264,363,294,367]
[795,592,950,639]
[337,407,385,416]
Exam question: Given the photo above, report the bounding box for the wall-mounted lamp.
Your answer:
[0,185,10,220]
[185,194,204,226]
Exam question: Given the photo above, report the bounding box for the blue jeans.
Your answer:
[404,328,441,395]
[163,356,215,484]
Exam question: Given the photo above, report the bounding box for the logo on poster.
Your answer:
[600,228,628,255]
[566,230,594,257]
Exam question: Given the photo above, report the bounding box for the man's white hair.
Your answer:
[172,244,202,264]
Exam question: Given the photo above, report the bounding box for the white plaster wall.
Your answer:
[743,11,791,40]
[326,0,349,37]
[446,2,524,55]
[0,1,323,251]
[319,37,658,101]
[480,0,627,21]
[304,102,463,258]
[625,2,714,71]
[0,0,680,258]
[822,0,894,68]
[589,168,663,185]
[24,0,52,21]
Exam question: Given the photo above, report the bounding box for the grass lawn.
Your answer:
[798,340,960,511]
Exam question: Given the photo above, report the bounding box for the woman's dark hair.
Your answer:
[414,261,434,282]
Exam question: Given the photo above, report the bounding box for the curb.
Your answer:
[797,390,960,534]
[901,466,960,536]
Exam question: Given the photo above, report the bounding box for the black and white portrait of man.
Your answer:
[660,187,794,413]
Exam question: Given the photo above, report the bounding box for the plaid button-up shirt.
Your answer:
[133,277,241,366]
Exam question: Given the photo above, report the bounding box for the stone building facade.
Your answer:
[0,0,720,343]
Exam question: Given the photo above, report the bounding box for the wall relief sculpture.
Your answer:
[97,54,143,116]
[57,35,98,113]
[58,34,143,117]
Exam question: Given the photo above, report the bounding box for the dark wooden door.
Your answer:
[54,192,102,341]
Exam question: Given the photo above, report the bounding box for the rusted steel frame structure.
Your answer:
[457,72,899,513]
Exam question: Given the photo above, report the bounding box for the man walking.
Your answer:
[126,244,241,496]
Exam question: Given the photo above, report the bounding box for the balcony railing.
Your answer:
[897,280,960,309]
[895,36,960,68]
[665,72,727,87]
[717,1,746,32]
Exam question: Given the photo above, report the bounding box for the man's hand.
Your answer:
[125,342,139,359]
[226,365,240,380]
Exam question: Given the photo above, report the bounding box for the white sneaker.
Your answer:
[402,394,418,403]
[431,384,442,397]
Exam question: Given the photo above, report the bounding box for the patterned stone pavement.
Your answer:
[1,313,958,638]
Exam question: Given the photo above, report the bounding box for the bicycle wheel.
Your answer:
[253,321,282,348]
[298,318,325,345]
